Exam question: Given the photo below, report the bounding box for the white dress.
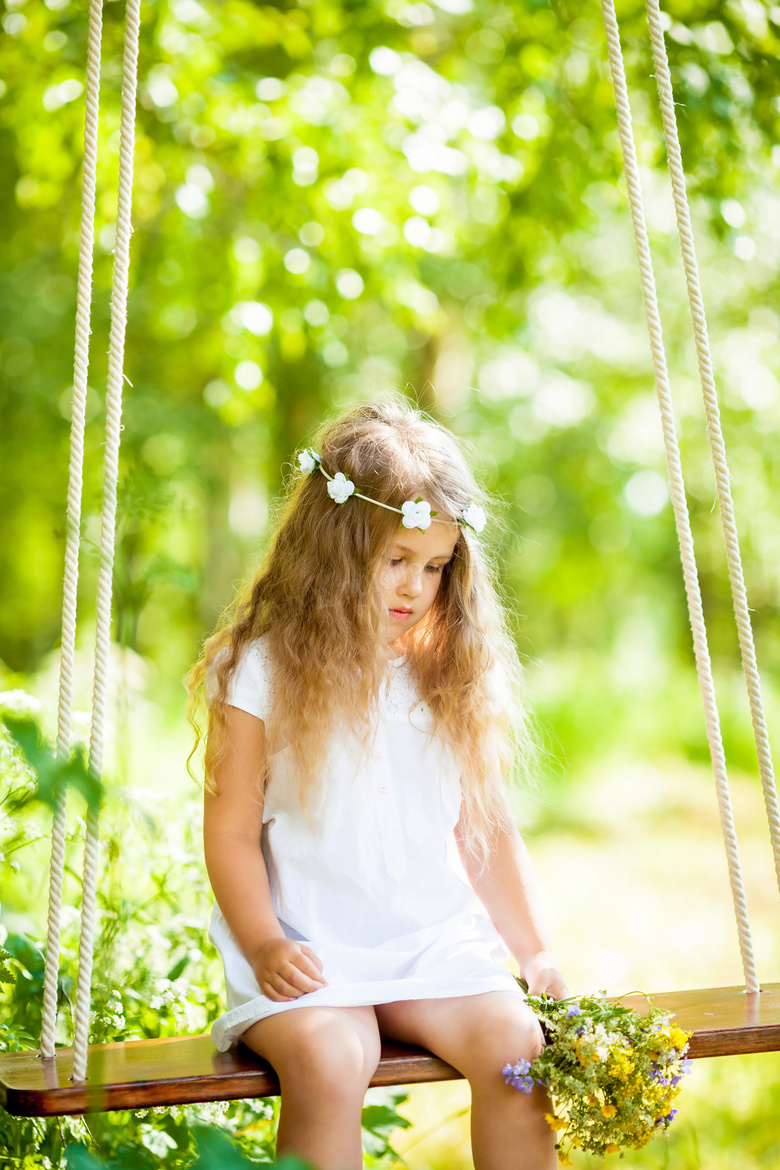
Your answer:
[208,636,522,1052]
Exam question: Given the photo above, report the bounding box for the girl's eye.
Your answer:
[425,564,442,574]
[389,558,403,567]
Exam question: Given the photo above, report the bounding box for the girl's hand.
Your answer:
[251,938,328,1002]
[522,950,569,1000]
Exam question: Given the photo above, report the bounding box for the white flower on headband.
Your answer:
[327,472,355,505]
[401,498,433,532]
[461,503,487,533]
[298,448,320,474]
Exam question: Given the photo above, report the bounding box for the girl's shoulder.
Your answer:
[206,634,274,721]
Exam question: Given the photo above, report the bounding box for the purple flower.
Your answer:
[665,1109,678,1123]
[566,1004,581,1018]
[503,1058,533,1090]
[681,1059,693,1076]
[671,1075,681,1086]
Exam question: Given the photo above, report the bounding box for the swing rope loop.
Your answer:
[70,0,143,1084]
[600,0,760,993]
[40,0,105,1063]
[644,0,780,897]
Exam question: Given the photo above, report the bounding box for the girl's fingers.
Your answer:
[281,959,326,994]
[260,982,295,1003]
[300,945,325,975]
[271,972,309,999]
[294,949,328,985]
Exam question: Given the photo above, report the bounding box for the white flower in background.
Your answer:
[401,498,433,531]
[0,689,42,715]
[327,472,355,504]
[461,503,487,533]
[298,448,320,474]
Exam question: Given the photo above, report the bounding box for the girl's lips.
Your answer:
[389,608,412,620]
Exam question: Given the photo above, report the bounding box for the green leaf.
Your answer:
[362,1101,411,1137]
[2,714,101,812]
[62,1146,105,1170]
[361,1092,411,1158]
[166,952,189,981]
[191,1125,264,1168]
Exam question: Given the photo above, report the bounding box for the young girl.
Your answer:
[189,399,568,1170]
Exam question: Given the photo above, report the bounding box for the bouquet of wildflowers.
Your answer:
[505,983,693,1163]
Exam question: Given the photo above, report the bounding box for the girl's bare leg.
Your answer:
[242,1004,381,1170]
[376,991,556,1170]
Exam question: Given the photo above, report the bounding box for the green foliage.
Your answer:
[1,713,101,813]
[0,947,14,986]
[0,0,778,765]
[361,1092,412,1159]
[61,1125,312,1168]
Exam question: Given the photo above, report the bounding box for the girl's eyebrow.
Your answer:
[393,544,453,560]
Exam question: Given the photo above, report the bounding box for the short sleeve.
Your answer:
[205,639,273,722]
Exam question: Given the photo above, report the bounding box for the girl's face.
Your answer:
[377,522,459,646]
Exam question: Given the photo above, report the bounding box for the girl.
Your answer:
[188,399,568,1170]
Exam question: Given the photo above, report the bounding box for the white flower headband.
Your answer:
[297,448,487,534]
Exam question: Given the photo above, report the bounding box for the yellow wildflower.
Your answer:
[558,1156,572,1167]
[601,1104,617,1118]
[606,1144,620,1154]
[544,1113,569,1133]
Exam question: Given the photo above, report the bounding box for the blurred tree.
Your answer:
[0,0,777,766]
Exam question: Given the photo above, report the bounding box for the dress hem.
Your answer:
[211,973,523,1052]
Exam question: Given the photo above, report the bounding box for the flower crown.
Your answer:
[297,448,487,534]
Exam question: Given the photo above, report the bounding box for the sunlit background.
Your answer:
[1,0,779,1164]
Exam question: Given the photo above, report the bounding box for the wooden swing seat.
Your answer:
[2,983,780,1118]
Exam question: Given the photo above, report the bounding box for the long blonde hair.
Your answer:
[186,398,535,857]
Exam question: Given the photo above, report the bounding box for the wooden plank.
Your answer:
[0,1036,460,1117]
[618,983,780,1058]
[2,984,779,1118]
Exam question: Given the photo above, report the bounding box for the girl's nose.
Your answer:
[401,566,424,597]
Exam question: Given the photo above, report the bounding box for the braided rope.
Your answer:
[71,0,142,1083]
[40,0,104,1062]
[600,0,759,992]
[645,0,780,895]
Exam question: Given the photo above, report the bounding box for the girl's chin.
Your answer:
[385,625,411,646]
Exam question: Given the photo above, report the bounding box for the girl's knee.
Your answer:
[462,998,545,1081]
[274,1014,381,1100]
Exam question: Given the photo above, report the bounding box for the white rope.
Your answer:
[600,0,760,993]
[645,0,780,897]
[40,0,104,1062]
[71,0,142,1083]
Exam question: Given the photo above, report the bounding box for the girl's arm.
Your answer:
[203,705,326,1001]
[455,794,568,1000]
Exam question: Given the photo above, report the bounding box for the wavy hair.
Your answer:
[186,398,535,858]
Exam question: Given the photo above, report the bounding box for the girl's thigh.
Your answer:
[375,991,543,1081]
[241,1004,382,1092]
